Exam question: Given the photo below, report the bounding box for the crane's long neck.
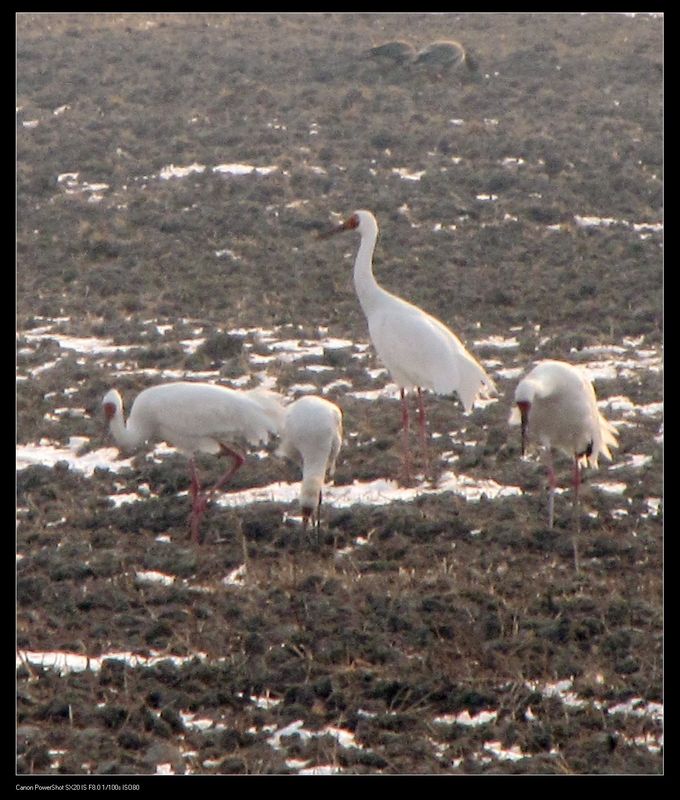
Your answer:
[299,445,332,503]
[300,472,324,509]
[108,407,147,451]
[353,222,385,317]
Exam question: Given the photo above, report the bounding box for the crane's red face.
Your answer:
[317,213,360,239]
[103,401,116,421]
[516,400,531,456]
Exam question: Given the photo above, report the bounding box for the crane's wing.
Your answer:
[327,427,342,478]
[578,371,619,465]
[141,384,282,451]
[369,300,495,411]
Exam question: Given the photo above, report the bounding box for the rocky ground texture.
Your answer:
[17,12,662,775]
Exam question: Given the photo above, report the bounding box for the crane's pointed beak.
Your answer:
[301,506,313,528]
[517,401,530,456]
[317,214,358,240]
[317,222,346,240]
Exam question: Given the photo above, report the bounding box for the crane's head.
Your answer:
[513,378,538,457]
[102,388,123,422]
[300,488,322,533]
[317,210,376,239]
[301,504,314,527]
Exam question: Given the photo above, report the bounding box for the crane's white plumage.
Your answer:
[103,382,285,455]
[320,209,495,483]
[510,360,618,468]
[103,381,286,541]
[322,210,495,412]
[510,360,619,559]
[365,295,495,412]
[278,395,343,527]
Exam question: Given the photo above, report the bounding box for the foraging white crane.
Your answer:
[510,360,619,569]
[102,381,286,543]
[278,395,343,531]
[320,210,495,484]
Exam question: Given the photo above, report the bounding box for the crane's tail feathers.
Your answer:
[451,358,497,413]
[582,418,619,468]
[481,373,498,397]
[598,418,620,462]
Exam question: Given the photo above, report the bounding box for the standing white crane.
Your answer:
[102,381,286,543]
[510,359,619,570]
[320,209,495,484]
[278,395,343,531]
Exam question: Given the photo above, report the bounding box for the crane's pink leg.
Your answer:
[546,453,557,530]
[187,446,245,544]
[209,443,245,495]
[316,489,322,536]
[417,387,431,480]
[400,388,412,486]
[572,456,582,508]
[189,457,200,505]
[572,455,582,573]
[187,458,208,543]
[302,490,323,541]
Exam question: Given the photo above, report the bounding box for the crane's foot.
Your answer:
[572,535,580,574]
[547,487,555,530]
[399,462,416,488]
[420,451,434,485]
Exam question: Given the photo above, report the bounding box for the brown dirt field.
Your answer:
[17,12,662,778]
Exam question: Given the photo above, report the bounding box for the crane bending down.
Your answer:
[510,360,619,570]
[103,381,286,543]
[320,209,495,484]
[278,395,343,532]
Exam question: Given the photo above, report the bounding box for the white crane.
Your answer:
[320,209,495,484]
[278,395,343,531]
[510,359,619,569]
[102,381,286,543]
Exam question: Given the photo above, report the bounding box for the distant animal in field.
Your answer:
[366,40,416,67]
[414,40,479,78]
